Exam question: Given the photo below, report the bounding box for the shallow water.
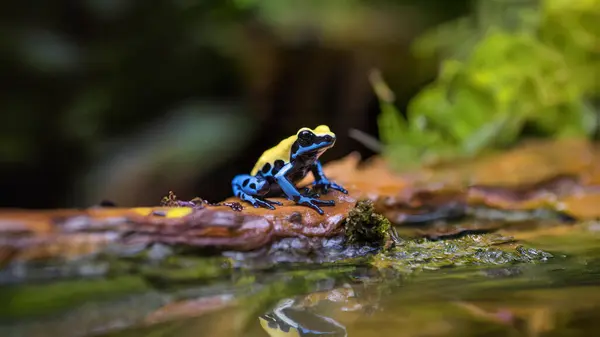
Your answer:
[3,227,600,337]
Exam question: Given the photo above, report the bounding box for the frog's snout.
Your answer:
[323,135,335,143]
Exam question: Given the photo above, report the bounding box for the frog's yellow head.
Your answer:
[291,125,336,161]
[250,125,337,176]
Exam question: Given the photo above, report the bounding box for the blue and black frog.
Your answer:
[231,125,348,214]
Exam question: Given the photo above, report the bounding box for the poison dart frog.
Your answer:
[231,125,348,215]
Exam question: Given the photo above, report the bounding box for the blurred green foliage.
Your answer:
[376,0,600,169]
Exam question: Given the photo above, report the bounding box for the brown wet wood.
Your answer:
[2,138,600,263]
[0,190,356,263]
[318,139,600,221]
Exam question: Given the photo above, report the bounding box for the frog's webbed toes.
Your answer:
[305,203,325,215]
[296,196,335,215]
[329,182,348,194]
[254,199,276,210]
[238,191,276,210]
[263,198,283,206]
[313,180,347,195]
[314,199,335,206]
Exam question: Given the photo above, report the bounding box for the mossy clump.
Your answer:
[140,255,234,286]
[0,276,148,319]
[344,200,392,247]
[372,234,553,273]
[100,243,235,286]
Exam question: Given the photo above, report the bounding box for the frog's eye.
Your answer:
[298,130,313,146]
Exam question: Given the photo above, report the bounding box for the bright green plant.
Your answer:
[377,0,599,169]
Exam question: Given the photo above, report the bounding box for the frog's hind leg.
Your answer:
[273,164,335,215]
[231,174,282,210]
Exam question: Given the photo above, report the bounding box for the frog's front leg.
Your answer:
[274,164,335,215]
[310,160,348,194]
[231,174,282,210]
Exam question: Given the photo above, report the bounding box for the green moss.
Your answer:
[372,234,553,273]
[344,199,392,246]
[0,276,148,319]
[140,256,233,285]
[94,243,235,286]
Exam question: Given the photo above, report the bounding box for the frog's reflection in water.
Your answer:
[259,298,348,337]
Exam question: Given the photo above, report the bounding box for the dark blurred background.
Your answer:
[0,0,472,208]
